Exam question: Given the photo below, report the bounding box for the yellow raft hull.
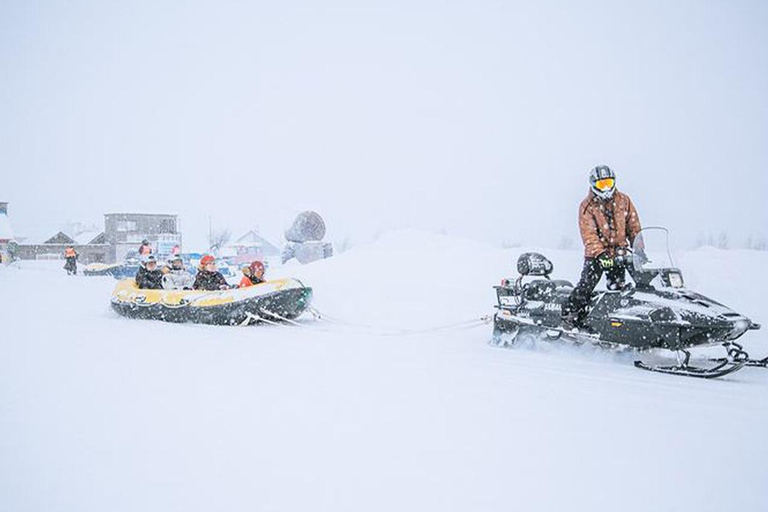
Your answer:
[110,278,313,325]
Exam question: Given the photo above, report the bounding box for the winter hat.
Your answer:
[200,255,215,266]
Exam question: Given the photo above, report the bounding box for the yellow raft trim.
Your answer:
[111,278,298,308]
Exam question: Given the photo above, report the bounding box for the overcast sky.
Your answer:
[2,0,766,250]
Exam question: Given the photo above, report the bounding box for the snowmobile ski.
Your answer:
[634,343,749,379]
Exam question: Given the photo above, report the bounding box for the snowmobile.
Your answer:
[492,227,764,378]
[83,262,140,278]
[111,277,313,326]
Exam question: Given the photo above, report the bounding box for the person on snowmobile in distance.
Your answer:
[135,255,164,289]
[239,260,266,288]
[64,246,78,275]
[193,254,232,291]
[162,254,194,290]
[561,165,642,328]
[138,239,153,256]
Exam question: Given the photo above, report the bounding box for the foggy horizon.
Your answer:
[3,0,767,251]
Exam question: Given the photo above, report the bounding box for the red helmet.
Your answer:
[249,260,265,278]
[200,254,215,266]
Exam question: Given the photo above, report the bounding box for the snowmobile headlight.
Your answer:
[730,319,749,338]
[667,272,684,289]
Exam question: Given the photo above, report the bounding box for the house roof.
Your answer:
[44,231,77,245]
[230,230,281,251]
[104,213,177,218]
[73,230,105,245]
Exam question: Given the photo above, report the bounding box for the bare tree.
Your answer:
[716,231,729,249]
[745,234,768,251]
[209,228,231,253]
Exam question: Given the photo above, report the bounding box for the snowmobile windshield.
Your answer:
[632,227,676,271]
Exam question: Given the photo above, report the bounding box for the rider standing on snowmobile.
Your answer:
[562,165,642,327]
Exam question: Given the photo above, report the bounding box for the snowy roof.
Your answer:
[0,213,14,241]
[73,230,105,245]
[229,230,281,254]
[44,231,77,245]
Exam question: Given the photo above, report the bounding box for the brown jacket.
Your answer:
[579,190,642,258]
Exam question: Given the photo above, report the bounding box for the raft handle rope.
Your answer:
[241,312,284,327]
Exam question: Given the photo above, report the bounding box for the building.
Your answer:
[221,230,281,263]
[15,212,181,264]
[0,201,16,262]
[16,230,110,263]
[104,213,181,262]
[0,202,13,243]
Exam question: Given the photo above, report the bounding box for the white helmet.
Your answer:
[141,254,157,267]
[589,165,616,200]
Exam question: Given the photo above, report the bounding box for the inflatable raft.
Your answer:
[111,278,313,325]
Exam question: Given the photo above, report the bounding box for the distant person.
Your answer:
[135,255,164,289]
[171,244,181,257]
[64,246,78,275]
[193,255,231,291]
[138,240,153,256]
[239,261,266,288]
[562,165,642,328]
[162,255,194,290]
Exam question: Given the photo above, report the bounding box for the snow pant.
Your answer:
[564,258,626,318]
[64,257,77,275]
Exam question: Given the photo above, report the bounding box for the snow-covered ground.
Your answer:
[1,231,766,512]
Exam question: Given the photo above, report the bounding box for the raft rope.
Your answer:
[260,306,494,337]
[242,312,284,327]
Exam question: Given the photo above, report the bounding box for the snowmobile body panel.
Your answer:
[110,278,313,325]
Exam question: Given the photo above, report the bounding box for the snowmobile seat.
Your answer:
[522,279,573,300]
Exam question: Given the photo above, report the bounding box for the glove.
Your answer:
[597,252,615,270]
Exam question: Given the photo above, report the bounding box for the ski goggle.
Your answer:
[594,178,615,191]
